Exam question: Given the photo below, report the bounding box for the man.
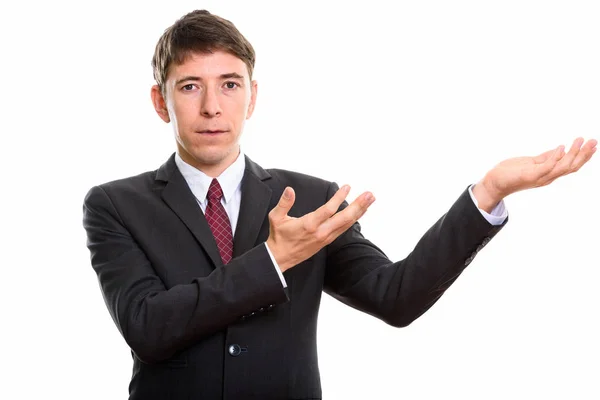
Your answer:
[82,9,596,400]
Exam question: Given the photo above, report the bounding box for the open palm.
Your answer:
[481,138,597,201]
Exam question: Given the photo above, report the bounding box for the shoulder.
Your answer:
[102,169,158,191]
[84,154,178,205]
[244,155,338,196]
[266,168,333,190]
[263,168,341,212]
[83,168,159,208]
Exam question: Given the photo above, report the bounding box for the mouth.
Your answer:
[197,130,228,135]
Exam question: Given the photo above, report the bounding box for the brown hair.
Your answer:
[152,10,256,94]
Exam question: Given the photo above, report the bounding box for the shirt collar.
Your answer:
[174,150,246,204]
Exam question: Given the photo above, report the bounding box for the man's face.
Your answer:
[152,51,257,175]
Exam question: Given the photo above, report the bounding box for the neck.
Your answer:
[177,147,240,178]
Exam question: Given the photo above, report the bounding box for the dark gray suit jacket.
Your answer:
[82,154,505,399]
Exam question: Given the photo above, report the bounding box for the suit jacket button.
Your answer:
[228,344,242,357]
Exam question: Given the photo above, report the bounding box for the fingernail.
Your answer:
[365,193,373,202]
[343,185,350,193]
[283,188,291,199]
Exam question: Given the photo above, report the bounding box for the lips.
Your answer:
[197,130,228,135]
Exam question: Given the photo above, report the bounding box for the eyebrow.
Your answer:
[175,73,245,86]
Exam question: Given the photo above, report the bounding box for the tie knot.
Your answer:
[207,178,224,203]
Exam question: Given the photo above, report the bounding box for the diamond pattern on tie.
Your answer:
[205,178,233,265]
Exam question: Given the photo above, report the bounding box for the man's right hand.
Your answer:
[266,185,375,272]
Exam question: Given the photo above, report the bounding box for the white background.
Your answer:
[1,1,599,399]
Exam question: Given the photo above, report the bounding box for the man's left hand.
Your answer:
[472,137,597,212]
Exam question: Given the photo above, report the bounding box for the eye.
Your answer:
[182,84,196,91]
[224,81,239,90]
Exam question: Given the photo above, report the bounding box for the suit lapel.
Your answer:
[156,154,223,268]
[233,156,273,258]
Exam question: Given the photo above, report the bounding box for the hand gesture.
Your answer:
[266,185,375,272]
[473,137,597,211]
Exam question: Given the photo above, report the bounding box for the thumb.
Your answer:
[270,187,295,221]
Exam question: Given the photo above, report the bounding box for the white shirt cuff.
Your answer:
[468,184,508,226]
[264,242,288,288]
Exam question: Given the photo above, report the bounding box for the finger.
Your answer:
[306,185,351,230]
[327,194,375,241]
[319,192,375,239]
[533,145,564,179]
[562,137,585,166]
[545,137,585,180]
[570,138,598,172]
[269,187,295,221]
[587,138,598,149]
[326,192,375,240]
[580,138,598,153]
[533,147,563,164]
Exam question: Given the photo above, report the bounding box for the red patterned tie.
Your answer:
[205,178,233,264]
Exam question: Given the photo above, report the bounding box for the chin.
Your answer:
[192,149,235,166]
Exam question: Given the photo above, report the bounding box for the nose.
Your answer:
[200,88,222,117]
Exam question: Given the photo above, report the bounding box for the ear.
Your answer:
[151,85,170,123]
[246,80,258,119]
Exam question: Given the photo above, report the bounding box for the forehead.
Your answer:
[167,50,249,81]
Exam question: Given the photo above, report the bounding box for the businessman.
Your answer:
[82,9,597,400]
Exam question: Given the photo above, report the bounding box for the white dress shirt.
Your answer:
[175,151,509,289]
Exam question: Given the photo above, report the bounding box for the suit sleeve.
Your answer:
[83,185,289,364]
[323,182,506,327]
